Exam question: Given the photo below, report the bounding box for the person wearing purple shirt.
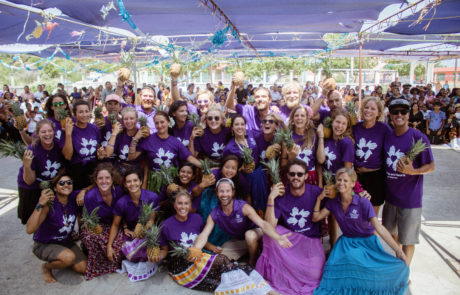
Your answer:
[222,116,260,167]
[76,163,125,280]
[96,94,123,157]
[168,100,195,147]
[258,159,326,295]
[312,167,409,295]
[26,172,87,283]
[382,98,434,265]
[194,178,293,267]
[62,100,102,190]
[353,97,392,215]
[135,86,160,133]
[271,81,313,125]
[311,88,344,124]
[191,105,230,161]
[18,120,64,224]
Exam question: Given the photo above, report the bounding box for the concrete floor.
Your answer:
[0,147,459,295]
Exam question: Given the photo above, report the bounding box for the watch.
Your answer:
[35,203,43,211]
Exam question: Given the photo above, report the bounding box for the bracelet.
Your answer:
[106,143,114,148]
[313,210,319,213]
[266,204,274,207]
[171,80,178,86]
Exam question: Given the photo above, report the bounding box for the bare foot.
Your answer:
[41,263,56,283]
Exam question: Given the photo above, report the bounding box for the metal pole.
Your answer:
[133,60,138,105]
[454,58,458,89]
[358,41,363,121]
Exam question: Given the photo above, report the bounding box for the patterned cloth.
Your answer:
[169,253,219,290]
[80,224,124,280]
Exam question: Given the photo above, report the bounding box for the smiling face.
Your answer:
[124,173,142,194]
[75,104,91,124]
[390,108,409,128]
[284,86,301,109]
[327,91,342,110]
[51,96,65,113]
[262,115,277,135]
[96,169,113,194]
[362,100,379,123]
[332,114,348,137]
[217,182,234,206]
[254,88,271,111]
[222,159,238,179]
[174,105,188,123]
[106,101,121,115]
[293,107,308,131]
[287,164,307,190]
[206,110,223,131]
[154,114,170,135]
[174,194,192,218]
[232,117,246,137]
[38,123,54,146]
[122,110,137,130]
[197,93,212,113]
[140,88,156,110]
[179,165,193,185]
[55,176,73,196]
[335,172,355,195]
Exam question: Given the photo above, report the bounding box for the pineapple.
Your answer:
[169,242,202,260]
[262,159,281,184]
[241,146,255,173]
[93,106,106,127]
[107,113,119,130]
[134,202,154,239]
[146,224,162,261]
[56,108,69,130]
[138,116,150,138]
[233,71,245,86]
[188,113,203,136]
[118,49,133,82]
[400,138,428,167]
[147,170,163,194]
[159,165,180,195]
[157,104,168,112]
[81,207,102,235]
[0,140,27,160]
[40,181,54,208]
[323,117,332,139]
[322,78,336,93]
[266,130,284,160]
[200,158,213,176]
[275,128,295,152]
[169,63,182,77]
[323,170,337,199]
[11,103,27,130]
[346,102,358,126]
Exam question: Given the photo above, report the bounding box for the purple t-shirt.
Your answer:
[49,117,64,141]
[136,105,157,133]
[323,137,354,173]
[384,128,433,208]
[318,106,331,124]
[171,120,194,147]
[277,104,313,124]
[352,122,391,169]
[235,104,263,132]
[159,213,204,248]
[83,186,124,225]
[274,184,323,238]
[187,103,198,115]
[138,133,191,170]
[210,199,255,239]
[254,132,272,163]
[17,140,64,190]
[66,123,102,165]
[222,133,259,166]
[325,194,376,238]
[113,131,143,166]
[100,117,118,162]
[113,189,160,230]
[293,132,317,172]
[33,191,79,244]
[194,127,230,161]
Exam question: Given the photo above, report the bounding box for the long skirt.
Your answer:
[215,264,273,295]
[314,235,409,295]
[80,224,124,280]
[119,237,158,282]
[17,187,40,224]
[245,166,269,216]
[199,188,231,247]
[256,226,325,295]
[168,253,230,291]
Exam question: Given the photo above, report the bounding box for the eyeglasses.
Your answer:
[262,119,275,124]
[288,172,305,178]
[207,116,220,121]
[390,109,409,115]
[52,102,65,107]
[58,180,73,186]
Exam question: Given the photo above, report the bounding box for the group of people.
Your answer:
[0,67,438,294]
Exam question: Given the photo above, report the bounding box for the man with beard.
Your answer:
[136,86,160,133]
[311,90,344,123]
[275,81,313,124]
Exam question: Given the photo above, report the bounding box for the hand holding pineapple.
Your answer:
[97,146,107,160]
[64,117,74,135]
[111,121,123,136]
[397,138,428,175]
[138,116,150,138]
[93,106,106,128]
[38,187,54,208]
[169,63,182,79]
[268,182,285,200]
[22,149,34,167]
[317,124,324,138]
[232,71,245,87]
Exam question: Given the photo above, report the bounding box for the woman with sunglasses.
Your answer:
[105,107,147,174]
[26,171,87,283]
[76,163,125,280]
[195,89,214,116]
[168,100,195,147]
[283,105,325,185]
[18,119,64,224]
[108,167,159,281]
[312,168,409,295]
[62,100,102,190]
[254,113,285,163]
[191,104,230,162]
[353,97,391,215]
[194,178,292,267]
[44,94,72,141]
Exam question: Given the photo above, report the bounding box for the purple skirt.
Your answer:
[256,225,325,295]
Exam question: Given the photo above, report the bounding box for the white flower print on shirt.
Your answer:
[260,150,267,161]
[180,232,198,248]
[119,145,129,160]
[178,138,189,147]
[296,145,312,167]
[54,214,76,241]
[154,148,174,168]
[55,130,62,140]
[211,142,225,158]
[324,146,336,170]
[80,138,97,156]
[41,160,61,179]
[101,131,112,147]
[386,145,404,171]
[356,138,377,162]
[287,207,310,228]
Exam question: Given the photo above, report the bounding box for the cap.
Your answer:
[388,98,410,111]
[105,94,121,104]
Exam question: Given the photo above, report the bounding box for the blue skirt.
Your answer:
[314,235,409,295]
[245,166,269,215]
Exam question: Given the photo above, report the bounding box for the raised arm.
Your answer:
[170,63,182,102]
[225,81,238,111]
[264,183,285,228]
[26,189,53,234]
[61,118,74,161]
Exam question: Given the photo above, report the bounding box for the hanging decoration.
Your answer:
[409,0,443,31]
[44,21,59,39]
[100,1,117,20]
[25,20,44,41]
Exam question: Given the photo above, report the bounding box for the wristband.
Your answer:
[35,203,43,211]
[266,204,274,207]
[106,143,114,148]
[172,80,178,86]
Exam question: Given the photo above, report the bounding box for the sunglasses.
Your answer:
[390,109,409,115]
[52,102,65,107]
[207,116,220,121]
[288,172,305,178]
[58,180,73,186]
[262,119,275,124]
